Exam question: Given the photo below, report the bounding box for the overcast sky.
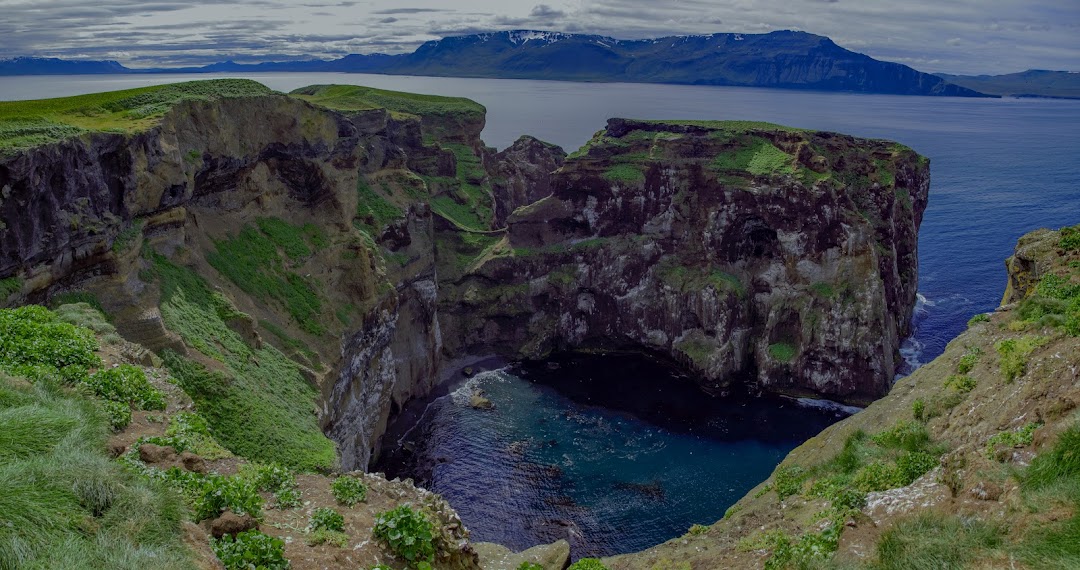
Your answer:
[0,0,1076,75]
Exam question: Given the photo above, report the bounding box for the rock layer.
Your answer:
[0,84,928,470]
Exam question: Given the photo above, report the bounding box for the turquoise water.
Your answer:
[378,354,848,557]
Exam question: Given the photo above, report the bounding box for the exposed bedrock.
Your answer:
[0,91,928,469]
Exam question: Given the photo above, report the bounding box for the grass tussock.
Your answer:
[0,306,193,569]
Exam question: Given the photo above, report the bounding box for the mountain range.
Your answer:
[935,69,1080,99]
[0,30,994,97]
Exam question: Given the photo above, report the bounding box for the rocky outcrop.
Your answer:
[0,83,928,472]
[441,119,928,403]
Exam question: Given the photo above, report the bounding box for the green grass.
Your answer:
[206,218,326,335]
[985,422,1041,459]
[767,342,798,362]
[0,312,192,569]
[710,136,795,177]
[290,84,484,124]
[995,335,1048,382]
[657,262,746,298]
[355,175,403,234]
[872,512,1003,570]
[112,219,144,254]
[1017,422,1080,569]
[810,282,836,299]
[0,276,22,301]
[0,79,274,152]
[144,251,335,472]
[602,163,646,183]
[422,142,494,230]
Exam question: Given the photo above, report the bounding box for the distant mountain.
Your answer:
[378,30,987,96]
[935,70,1080,99]
[0,57,129,75]
[1,30,991,97]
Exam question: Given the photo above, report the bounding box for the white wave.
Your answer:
[449,368,510,406]
[899,336,925,372]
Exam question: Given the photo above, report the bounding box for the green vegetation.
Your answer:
[985,422,1041,460]
[943,374,977,394]
[237,462,299,507]
[768,342,798,363]
[291,84,484,124]
[85,364,166,412]
[956,346,982,374]
[0,79,274,152]
[657,262,746,297]
[754,422,945,568]
[1017,422,1080,568]
[710,136,795,177]
[423,143,494,230]
[212,529,290,570]
[995,335,1048,382]
[207,218,327,335]
[168,411,232,460]
[967,313,990,326]
[688,524,709,536]
[517,563,544,570]
[309,507,345,532]
[873,512,1003,570]
[112,219,144,254]
[567,559,609,570]
[144,250,335,471]
[0,307,193,569]
[356,175,403,234]
[1060,224,1080,250]
[52,301,121,344]
[331,475,368,506]
[810,282,836,298]
[307,528,349,547]
[603,163,646,184]
[0,276,22,301]
[372,505,437,567]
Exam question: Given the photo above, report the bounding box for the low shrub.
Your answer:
[568,559,609,570]
[194,474,263,522]
[101,399,132,430]
[166,411,231,459]
[772,465,808,500]
[517,563,544,570]
[688,523,709,536]
[871,420,930,452]
[995,336,1047,382]
[373,505,436,566]
[211,529,290,570]
[307,528,348,547]
[83,364,166,411]
[967,313,990,327]
[309,507,344,532]
[912,399,926,421]
[944,374,977,393]
[985,423,1041,460]
[956,346,982,374]
[330,474,368,506]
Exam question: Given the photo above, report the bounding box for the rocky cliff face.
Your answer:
[441,119,928,403]
[0,83,928,473]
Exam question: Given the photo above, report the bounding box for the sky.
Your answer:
[0,0,1077,75]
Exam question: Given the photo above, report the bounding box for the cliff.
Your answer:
[608,222,1080,569]
[440,118,928,403]
[0,80,926,477]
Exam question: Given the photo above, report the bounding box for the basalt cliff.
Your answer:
[0,80,927,476]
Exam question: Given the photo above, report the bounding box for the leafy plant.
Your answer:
[956,346,982,374]
[331,475,368,506]
[166,411,231,459]
[911,399,926,421]
[372,504,436,566]
[995,336,1047,381]
[568,559,609,570]
[211,529,290,570]
[83,364,166,411]
[767,342,797,363]
[985,422,1041,459]
[943,374,977,393]
[309,507,345,532]
[518,563,544,570]
[772,465,808,500]
[688,523,709,536]
[102,399,132,430]
[967,313,990,326]
[193,474,264,522]
[307,528,348,547]
[0,305,100,379]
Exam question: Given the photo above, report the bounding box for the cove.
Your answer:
[375,353,850,558]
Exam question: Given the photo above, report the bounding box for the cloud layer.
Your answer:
[0,0,1076,74]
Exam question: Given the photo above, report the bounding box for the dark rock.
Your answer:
[179,451,208,474]
[208,510,258,538]
[139,443,177,465]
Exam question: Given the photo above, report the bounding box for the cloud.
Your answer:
[0,0,1075,74]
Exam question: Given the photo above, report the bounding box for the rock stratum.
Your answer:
[0,80,927,476]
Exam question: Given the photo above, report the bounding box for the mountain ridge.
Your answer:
[1,30,991,97]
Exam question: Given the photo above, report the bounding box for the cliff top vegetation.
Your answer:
[0,79,273,153]
[290,84,485,122]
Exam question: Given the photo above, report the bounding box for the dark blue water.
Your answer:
[378,354,849,557]
[5,74,1079,556]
